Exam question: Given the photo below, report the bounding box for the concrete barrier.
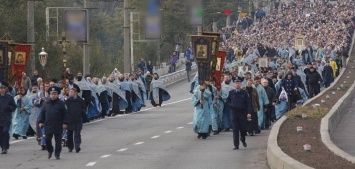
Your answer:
[320,81,355,164]
[267,116,314,169]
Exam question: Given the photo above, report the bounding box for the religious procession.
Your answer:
[0,67,170,159]
[189,0,354,150]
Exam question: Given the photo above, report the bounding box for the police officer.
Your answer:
[226,78,252,150]
[65,84,86,153]
[39,86,69,159]
[0,82,17,154]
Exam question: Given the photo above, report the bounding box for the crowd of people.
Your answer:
[191,0,355,149]
[0,67,170,159]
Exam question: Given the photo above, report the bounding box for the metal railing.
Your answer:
[160,63,197,84]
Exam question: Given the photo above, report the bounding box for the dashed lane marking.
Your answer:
[151,135,160,139]
[10,97,192,145]
[9,137,35,144]
[187,122,193,125]
[164,131,172,134]
[100,155,111,158]
[117,148,128,152]
[176,127,184,129]
[86,162,97,167]
[134,142,144,145]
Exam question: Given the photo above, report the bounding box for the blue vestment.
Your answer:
[192,88,211,134]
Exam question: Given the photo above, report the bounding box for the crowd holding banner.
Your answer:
[190,0,355,149]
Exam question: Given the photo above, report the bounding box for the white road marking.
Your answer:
[10,97,192,145]
[86,162,97,166]
[117,148,128,152]
[9,137,35,144]
[187,122,193,124]
[164,131,172,133]
[176,127,184,129]
[161,98,191,106]
[100,155,111,158]
[84,119,106,125]
[151,135,160,139]
[134,142,144,145]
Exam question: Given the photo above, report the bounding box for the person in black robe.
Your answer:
[75,72,91,123]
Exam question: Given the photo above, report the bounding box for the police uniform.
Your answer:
[0,82,17,154]
[226,79,252,150]
[39,86,69,159]
[65,84,86,153]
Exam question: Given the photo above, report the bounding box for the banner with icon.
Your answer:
[11,44,31,89]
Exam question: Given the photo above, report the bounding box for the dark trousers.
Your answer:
[0,125,10,150]
[187,70,191,82]
[247,112,258,133]
[45,134,62,157]
[67,129,81,150]
[265,105,273,127]
[100,102,108,117]
[190,81,196,93]
[324,81,331,88]
[232,118,247,148]
[171,64,176,72]
[308,84,320,98]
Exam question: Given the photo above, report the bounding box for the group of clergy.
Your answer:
[0,68,170,155]
[191,70,309,142]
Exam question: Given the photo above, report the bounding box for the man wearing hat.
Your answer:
[39,86,69,159]
[0,82,17,154]
[306,66,322,98]
[65,84,86,153]
[226,79,252,150]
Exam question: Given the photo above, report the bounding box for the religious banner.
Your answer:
[295,34,305,51]
[191,35,215,84]
[202,32,221,83]
[0,41,8,82]
[213,51,226,91]
[11,44,31,89]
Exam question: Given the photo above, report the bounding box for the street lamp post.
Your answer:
[38,47,48,81]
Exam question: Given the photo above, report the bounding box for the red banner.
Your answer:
[11,44,31,89]
[212,50,226,91]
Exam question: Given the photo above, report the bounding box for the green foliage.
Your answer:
[286,106,330,119]
[0,0,246,78]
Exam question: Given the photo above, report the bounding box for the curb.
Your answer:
[267,116,314,169]
[320,80,355,164]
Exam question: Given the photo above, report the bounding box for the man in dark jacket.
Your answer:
[307,66,322,98]
[322,61,334,88]
[281,72,298,110]
[65,84,86,153]
[39,86,69,160]
[291,68,305,91]
[261,79,276,129]
[186,59,192,82]
[0,82,17,154]
[226,79,252,150]
[31,70,40,85]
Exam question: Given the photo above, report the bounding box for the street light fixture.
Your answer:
[38,47,48,80]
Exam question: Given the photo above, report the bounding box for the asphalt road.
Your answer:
[0,78,270,169]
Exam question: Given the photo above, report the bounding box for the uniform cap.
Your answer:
[70,84,81,93]
[234,77,243,83]
[0,81,9,88]
[48,86,61,95]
